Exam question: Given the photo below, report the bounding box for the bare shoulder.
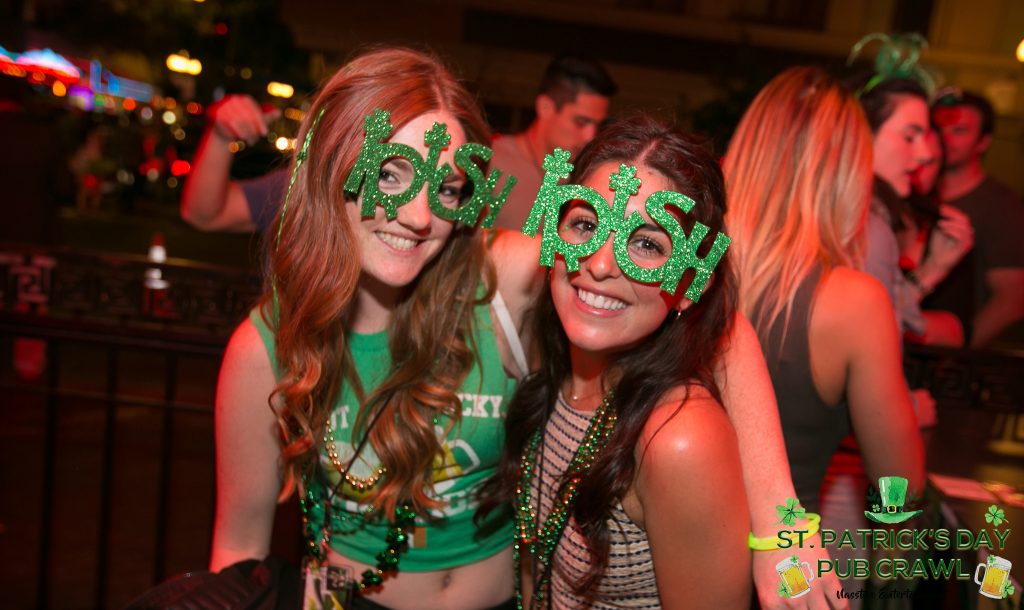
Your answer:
[633,386,743,532]
[218,317,277,411]
[488,228,539,267]
[815,266,895,331]
[638,386,738,475]
[223,318,273,373]
[489,230,543,300]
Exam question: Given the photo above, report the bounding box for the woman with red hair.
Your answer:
[212,47,540,609]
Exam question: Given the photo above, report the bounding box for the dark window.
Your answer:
[892,0,935,38]
[734,0,829,31]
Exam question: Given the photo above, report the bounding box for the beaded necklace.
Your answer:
[299,405,416,591]
[324,417,386,493]
[513,390,618,610]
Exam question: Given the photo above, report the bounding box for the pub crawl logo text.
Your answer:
[773,476,1016,601]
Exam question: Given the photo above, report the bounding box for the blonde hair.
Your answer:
[723,66,873,342]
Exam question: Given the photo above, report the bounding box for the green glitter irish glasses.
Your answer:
[344,109,517,227]
[521,148,731,301]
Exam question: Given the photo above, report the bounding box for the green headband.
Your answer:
[521,148,731,301]
[275,107,325,251]
[847,32,937,98]
[343,109,516,227]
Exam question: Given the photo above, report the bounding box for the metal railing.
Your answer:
[0,244,260,609]
[905,343,1024,412]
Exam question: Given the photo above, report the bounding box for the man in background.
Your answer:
[927,89,1024,347]
[491,54,617,230]
[180,95,283,233]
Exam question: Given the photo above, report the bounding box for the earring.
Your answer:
[673,308,684,322]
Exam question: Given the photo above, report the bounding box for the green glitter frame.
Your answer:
[343,109,517,227]
[520,148,731,301]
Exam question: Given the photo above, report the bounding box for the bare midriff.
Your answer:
[326,545,513,610]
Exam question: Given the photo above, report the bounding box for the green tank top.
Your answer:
[250,298,516,570]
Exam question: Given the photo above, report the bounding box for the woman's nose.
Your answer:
[396,189,432,232]
[584,237,621,281]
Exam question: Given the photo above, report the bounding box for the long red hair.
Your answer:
[264,47,495,515]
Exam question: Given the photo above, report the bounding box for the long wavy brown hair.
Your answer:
[483,115,737,595]
[264,47,495,516]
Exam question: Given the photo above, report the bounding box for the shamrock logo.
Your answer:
[1001,580,1015,598]
[776,498,806,526]
[985,505,1009,527]
[777,582,790,598]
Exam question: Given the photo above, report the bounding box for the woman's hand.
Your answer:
[917,205,974,289]
[752,534,849,610]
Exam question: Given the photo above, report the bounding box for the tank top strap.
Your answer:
[490,289,528,378]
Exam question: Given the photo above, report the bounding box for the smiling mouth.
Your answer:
[577,287,628,311]
[375,232,421,251]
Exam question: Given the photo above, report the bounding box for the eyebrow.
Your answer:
[634,222,668,234]
[384,157,415,171]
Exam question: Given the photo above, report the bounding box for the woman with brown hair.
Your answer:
[211,47,540,609]
[489,114,751,609]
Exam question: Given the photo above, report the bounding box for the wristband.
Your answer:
[748,512,821,551]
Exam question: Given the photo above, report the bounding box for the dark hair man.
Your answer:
[491,54,617,230]
[928,89,1024,347]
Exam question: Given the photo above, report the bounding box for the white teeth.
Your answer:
[376,232,418,251]
[577,288,627,311]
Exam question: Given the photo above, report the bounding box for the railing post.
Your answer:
[153,353,178,584]
[95,346,119,608]
[35,339,59,610]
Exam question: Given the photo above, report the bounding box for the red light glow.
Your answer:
[170,160,191,176]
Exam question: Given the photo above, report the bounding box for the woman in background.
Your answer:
[723,66,924,523]
[855,76,973,344]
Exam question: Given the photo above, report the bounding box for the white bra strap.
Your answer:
[491,289,529,378]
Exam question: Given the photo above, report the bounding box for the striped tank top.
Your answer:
[532,394,661,609]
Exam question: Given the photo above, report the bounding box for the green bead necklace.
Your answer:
[299,403,417,591]
[299,467,416,590]
[513,390,618,610]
